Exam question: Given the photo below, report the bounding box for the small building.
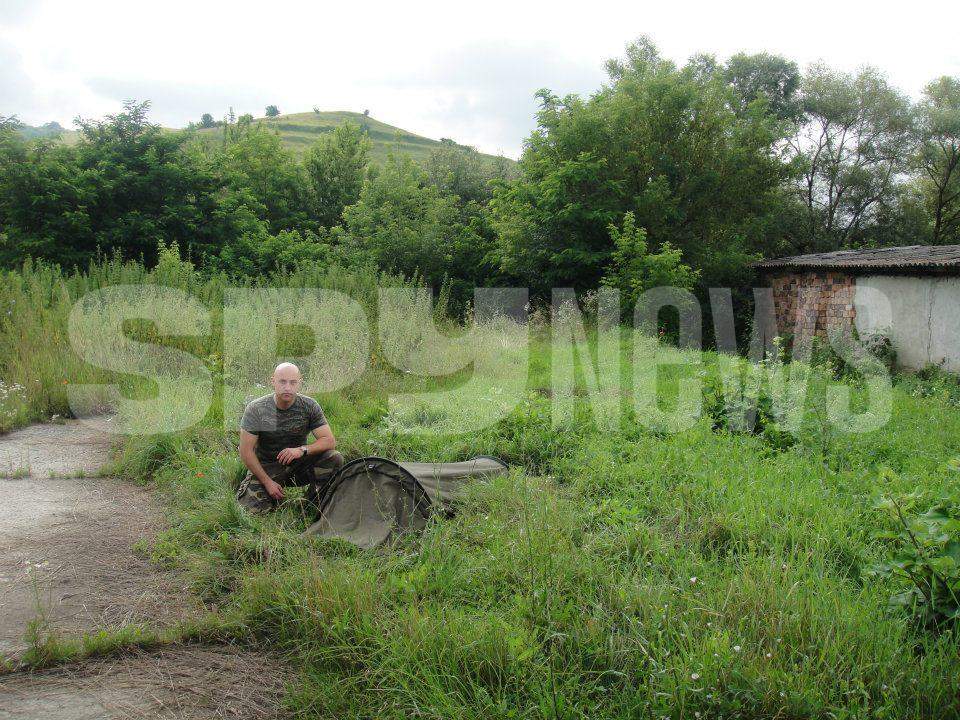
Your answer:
[756,245,960,372]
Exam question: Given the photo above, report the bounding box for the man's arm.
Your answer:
[276,424,336,465]
[239,429,285,500]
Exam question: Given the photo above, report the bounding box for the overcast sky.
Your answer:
[2,0,958,158]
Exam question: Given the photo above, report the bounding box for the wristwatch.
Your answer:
[300,445,308,458]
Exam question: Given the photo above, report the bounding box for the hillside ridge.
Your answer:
[18,110,508,165]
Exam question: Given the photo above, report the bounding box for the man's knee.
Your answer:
[324,449,345,470]
[311,449,344,479]
[236,473,276,514]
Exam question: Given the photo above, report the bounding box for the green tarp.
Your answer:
[302,456,508,549]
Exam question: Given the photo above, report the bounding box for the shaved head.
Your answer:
[271,362,302,407]
[273,362,301,377]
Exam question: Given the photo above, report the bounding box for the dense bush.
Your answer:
[701,355,798,450]
[811,330,898,382]
[600,211,700,312]
[869,485,960,629]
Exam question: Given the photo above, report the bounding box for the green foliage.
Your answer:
[424,142,502,205]
[724,52,802,121]
[862,333,898,373]
[0,114,22,132]
[916,76,960,244]
[0,104,507,286]
[303,122,370,228]
[421,143,512,299]
[701,352,798,451]
[0,101,233,266]
[811,331,897,382]
[213,123,309,234]
[0,255,417,435]
[869,485,960,629]
[341,152,494,297]
[264,105,280,118]
[600,212,700,310]
[490,36,789,296]
[214,228,339,276]
[793,65,914,250]
[899,363,960,407]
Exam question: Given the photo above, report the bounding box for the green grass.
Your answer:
[3,258,960,718]
[20,111,510,166]
[11,612,247,674]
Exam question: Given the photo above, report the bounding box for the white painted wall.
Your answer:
[855,275,960,372]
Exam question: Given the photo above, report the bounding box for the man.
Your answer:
[237,362,344,514]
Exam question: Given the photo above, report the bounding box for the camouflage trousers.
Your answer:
[236,449,345,514]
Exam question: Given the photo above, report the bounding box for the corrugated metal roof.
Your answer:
[756,245,960,273]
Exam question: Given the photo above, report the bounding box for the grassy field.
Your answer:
[19,111,508,165]
[3,257,960,718]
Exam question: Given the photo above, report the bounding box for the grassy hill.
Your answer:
[200,110,497,165]
[20,111,508,166]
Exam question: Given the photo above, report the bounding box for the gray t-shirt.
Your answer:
[240,393,327,463]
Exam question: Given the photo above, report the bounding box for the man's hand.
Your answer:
[262,477,285,501]
[277,446,304,465]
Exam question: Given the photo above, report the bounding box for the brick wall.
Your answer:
[766,271,857,339]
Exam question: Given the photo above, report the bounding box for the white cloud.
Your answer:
[2,0,958,157]
[0,38,31,112]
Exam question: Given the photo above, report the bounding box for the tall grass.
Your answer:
[3,257,960,717]
[0,250,415,432]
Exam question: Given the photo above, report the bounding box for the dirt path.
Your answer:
[0,645,287,719]
[0,417,115,478]
[0,419,196,655]
[0,472,197,654]
[0,419,288,718]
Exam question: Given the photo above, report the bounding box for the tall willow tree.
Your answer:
[917,76,960,244]
[790,65,914,250]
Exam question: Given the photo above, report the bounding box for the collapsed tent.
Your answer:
[302,455,509,549]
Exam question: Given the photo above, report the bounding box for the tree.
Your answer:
[199,112,216,128]
[601,212,700,311]
[0,115,21,133]
[303,122,370,228]
[215,124,309,233]
[790,64,914,250]
[423,144,512,294]
[265,105,280,118]
[213,228,333,276]
[724,52,801,122]
[424,143,496,205]
[0,101,251,267]
[490,36,789,296]
[916,76,960,244]
[341,152,488,292]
